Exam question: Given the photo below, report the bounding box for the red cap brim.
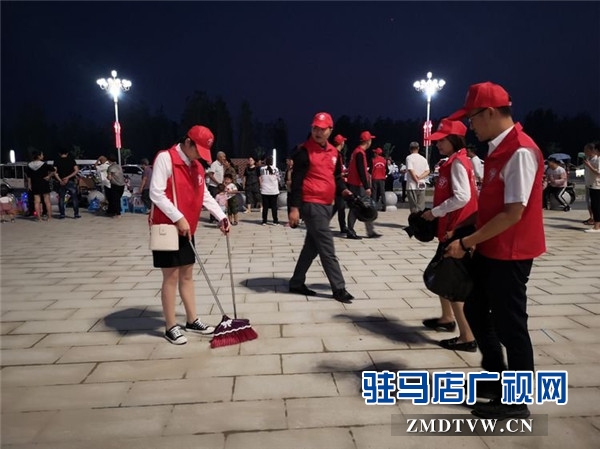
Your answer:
[429,131,449,141]
[447,108,467,121]
[197,146,212,164]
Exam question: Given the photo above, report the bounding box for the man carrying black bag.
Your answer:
[421,118,479,352]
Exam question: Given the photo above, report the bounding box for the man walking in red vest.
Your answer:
[346,131,381,239]
[288,112,355,303]
[445,82,546,420]
[370,147,387,211]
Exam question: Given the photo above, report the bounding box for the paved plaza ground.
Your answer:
[1,197,599,448]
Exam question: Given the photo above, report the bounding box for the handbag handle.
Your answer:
[149,153,178,225]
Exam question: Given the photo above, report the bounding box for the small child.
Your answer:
[224,174,239,225]
[215,183,228,215]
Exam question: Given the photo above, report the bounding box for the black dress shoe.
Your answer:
[422,318,456,332]
[367,232,382,239]
[346,231,362,240]
[289,284,317,296]
[332,289,354,303]
[439,337,478,352]
[471,399,530,420]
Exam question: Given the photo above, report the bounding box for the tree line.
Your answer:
[1,91,598,167]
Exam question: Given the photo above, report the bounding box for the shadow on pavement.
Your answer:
[243,276,289,293]
[334,313,437,345]
[102,307,163,336]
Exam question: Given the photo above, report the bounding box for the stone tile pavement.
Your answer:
[1,199,599,448]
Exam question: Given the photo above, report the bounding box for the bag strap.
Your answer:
[149,152,178,225]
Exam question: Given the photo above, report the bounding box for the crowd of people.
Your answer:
[8,80,599,423]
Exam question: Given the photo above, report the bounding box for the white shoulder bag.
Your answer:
[149,168,179,251]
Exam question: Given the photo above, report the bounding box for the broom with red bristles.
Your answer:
[189,236,258,348]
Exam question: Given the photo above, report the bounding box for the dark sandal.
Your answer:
[422,318,456,332]
[439,337,478,352]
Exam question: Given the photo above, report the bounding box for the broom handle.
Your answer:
[225,233,237,319]
[189,240,226,316]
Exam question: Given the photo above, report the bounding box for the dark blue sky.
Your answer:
[2,1,599,145]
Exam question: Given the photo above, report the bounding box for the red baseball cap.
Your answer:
[447,82,512,120]
[429,118,468,141]
[360,131,376,141]
[373,147,383,155]
[312,112,334,129]
[187,125,215,163]
[333,134,347,145]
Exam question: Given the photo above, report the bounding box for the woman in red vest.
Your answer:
[422,118,479,352]
[150,125,230,345]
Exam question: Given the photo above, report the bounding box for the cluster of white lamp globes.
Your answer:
[96,70,132,166]
[413,71,446,163]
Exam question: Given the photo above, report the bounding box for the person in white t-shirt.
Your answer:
[405,142,430,213]
[583,142,600,232]
[543,157,569,211]
[582,142,597,225]
[259,155,280,225]
[467,145,484,187]
[206,151,226,223]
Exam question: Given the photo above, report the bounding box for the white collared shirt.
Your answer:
[149,144,226,224]
[488,126,539,206]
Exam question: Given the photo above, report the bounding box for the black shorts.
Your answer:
[152,235,196,268]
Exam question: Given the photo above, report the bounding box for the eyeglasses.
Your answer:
[467,108,487,123]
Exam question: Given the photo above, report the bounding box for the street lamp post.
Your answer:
[96,70,132,166]
[413,71,446,164]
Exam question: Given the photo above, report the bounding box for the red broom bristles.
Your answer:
[210,315,258,348]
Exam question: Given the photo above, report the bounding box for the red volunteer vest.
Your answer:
[150,146,205,235]
[347,146,367,187]
[371,155,387,180]
[301,138,338,205]
[433,149,478,241]
[477,124,546,260]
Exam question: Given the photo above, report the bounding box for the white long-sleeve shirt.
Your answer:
[149,145,226,224]
[431,159,471,218]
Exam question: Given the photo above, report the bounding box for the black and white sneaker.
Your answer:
[165,325,187,345]
[185,319,215,335]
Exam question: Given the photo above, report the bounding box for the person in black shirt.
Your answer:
[54,148,81,218]
[25,151,54,221]
[243,156,261,213]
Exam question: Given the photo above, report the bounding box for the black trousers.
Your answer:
[543,185,568,208]
[290,203,345,291]
[589,188,600,222]
[331,194,347,232]
[371,179,386,211]
[107,185,125,216]
[464,252,534,374]
[261,194,279,224]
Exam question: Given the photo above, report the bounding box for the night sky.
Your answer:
[2,1,599,146]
